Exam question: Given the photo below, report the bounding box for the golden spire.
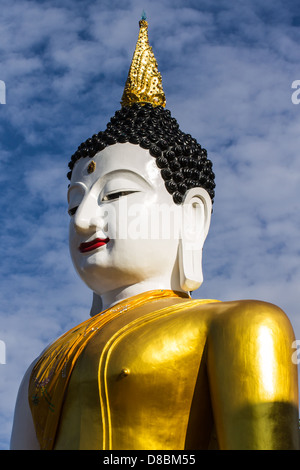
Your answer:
[120,16,166,108]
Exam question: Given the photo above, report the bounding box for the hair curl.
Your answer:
[67,103,215,205]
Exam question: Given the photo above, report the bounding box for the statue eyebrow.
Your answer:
[67,182,86,204]
[94,169,154,190]
[67,166,155,205]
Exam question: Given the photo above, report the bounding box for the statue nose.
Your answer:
[74,215,100,233]
[73,194,104,234]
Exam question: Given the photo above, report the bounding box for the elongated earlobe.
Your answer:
[179,188,212,292]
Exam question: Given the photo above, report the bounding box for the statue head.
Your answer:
[67,18,215,310]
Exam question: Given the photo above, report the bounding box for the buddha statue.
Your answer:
[10,18,299,450]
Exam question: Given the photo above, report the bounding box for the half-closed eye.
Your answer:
[102,190,139,202]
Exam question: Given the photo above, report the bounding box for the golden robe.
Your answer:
[28,290,299,450]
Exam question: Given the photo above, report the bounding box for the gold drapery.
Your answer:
[28,290,190,449]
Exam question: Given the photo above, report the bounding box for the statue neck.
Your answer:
[97,279,187,314]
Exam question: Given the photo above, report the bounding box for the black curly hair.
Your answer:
[67,103,215,205]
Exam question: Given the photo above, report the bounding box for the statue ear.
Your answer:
[178,187,212,292]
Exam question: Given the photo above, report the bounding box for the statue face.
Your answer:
[68,143,182,296]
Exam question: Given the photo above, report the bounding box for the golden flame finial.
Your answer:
[121,16,166,108]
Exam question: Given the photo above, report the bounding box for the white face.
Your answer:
[68,143,182,296]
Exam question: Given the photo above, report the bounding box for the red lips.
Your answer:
[79,238,110,253]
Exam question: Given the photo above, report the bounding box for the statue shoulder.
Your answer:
[208,299,296,342]
[205,300,299,450]
[10,358,40,449]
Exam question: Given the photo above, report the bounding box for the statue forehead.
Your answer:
[70,142,161,186]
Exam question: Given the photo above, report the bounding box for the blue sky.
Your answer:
[1,0,300,449]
